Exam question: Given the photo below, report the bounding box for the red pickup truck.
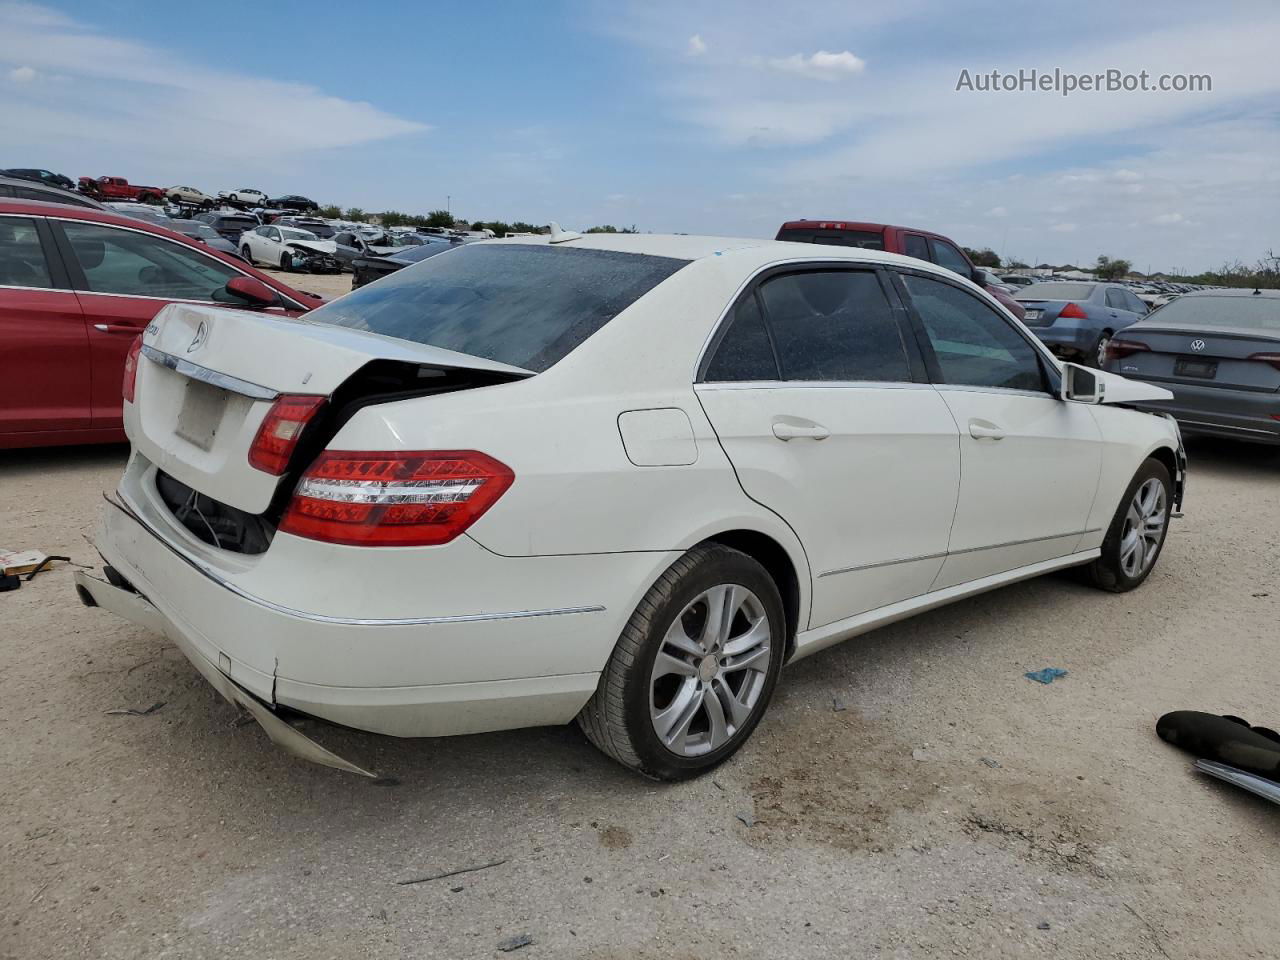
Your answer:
[775,219,1026,321]
[77,176,164,204]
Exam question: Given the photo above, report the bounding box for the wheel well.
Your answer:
[1148,445,1177,483]
[698,530,801,660]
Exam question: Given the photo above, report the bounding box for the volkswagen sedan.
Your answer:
[74,232,1186,780]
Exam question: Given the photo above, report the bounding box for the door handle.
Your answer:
[968,420,1005,441]
[93,324,143,335]
[772,419,830,441]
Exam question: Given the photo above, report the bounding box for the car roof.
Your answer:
[0,175,103,207]
[1178,287,1280,299]
[487,231,965,275]
[777,219,950,240]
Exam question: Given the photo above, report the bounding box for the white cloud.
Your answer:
[0,2,426,172]
[764,50,865,80]
[1151,212,1184,225]
[984,206,1008,218]
[687,33,706,56]
[1051,223,1078,233]
[8,64,36,82]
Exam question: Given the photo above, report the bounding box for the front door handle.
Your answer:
[92,323,143,335]
[968,420,1005,441]
[772,419,830,441]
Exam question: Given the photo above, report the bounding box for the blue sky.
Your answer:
[3,0,1278,272]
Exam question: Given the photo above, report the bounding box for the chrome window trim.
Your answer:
[0,282,64,293]
[819,528,1102,578]
[695,379,933,392]
[932,383,1055,400]
[104,493,607,627]
[140,344,279,401]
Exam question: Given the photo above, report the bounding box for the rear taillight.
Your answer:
[279,450,514,547]
[1247,352,1280,372]
[122,335,143,403]
[248,394,326,475]
[1106,338,1150,362]
[1059,302,1088,319]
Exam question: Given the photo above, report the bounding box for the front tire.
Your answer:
[1086,457,1172,592]
[279,252,292,272]
[577,544,786,780]
[240,244,253,264]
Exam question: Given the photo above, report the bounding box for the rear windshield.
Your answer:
[777,228,885,249]
[305,243,689,372]
[1017,282,1095,301]
[1149,295,1280,330]
[220,217,257,229]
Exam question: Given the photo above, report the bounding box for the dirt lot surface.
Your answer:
[3,438,1278,959]
[262,267,354,302]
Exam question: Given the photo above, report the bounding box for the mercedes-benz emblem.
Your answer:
[187,321,208,353]
[1189,339,1206,352]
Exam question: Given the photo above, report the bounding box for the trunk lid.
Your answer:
[1110,325,1280,392]
[1014,299,1071,327]
[129,302,531,514]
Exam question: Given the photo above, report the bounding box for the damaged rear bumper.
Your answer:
[74,568,376,777]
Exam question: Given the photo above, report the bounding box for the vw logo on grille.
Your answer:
[1189,339,1207,352]
[187,321,208,353]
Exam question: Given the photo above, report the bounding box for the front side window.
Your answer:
[0,217,53,288]
[902,273,1044,392]
[306,243,688,373]
[757,270,911,382]
[704,295,779,382]
[929,238,972,278]
[61,221,238,300]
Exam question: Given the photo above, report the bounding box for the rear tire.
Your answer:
[1085,457,1172,592]
[1089,331,1113,368]
[577,544,786,780]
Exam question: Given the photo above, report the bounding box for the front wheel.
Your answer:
[240,244,253,264]
[577,544,786,780]
[279,252,292,272]
[1086,457,1172,592]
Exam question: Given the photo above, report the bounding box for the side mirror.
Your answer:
[971,267,986,285]
[1060,362,1104,403]
[224,275,279,309]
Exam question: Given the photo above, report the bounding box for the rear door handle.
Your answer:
[92,324,142,335]
[772,419,830,441]
[968,420,1005,441]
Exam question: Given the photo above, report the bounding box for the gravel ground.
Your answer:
[2,437,1278,959]
[262,267,355,302]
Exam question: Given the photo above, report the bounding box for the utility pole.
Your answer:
[446,195,451,213]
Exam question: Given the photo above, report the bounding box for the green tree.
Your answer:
[344,207,365,222]
[425,209,455,228]
[379,210,409,227]
[317,204,342,219]
[585,224,639,233]
[1007,259,1029,269]
[510,222,540,234]
[962,246,1002,268]
[1095,255,1132,280]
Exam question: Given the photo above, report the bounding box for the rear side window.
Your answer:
[902,274,1044,392]
[1105,289,1128,309]
[306,244,689,373]
[757,270,911,382]
[903,234,930,260]
[775,228,885,249]
[704,295,779,381]
[0,217,53,288]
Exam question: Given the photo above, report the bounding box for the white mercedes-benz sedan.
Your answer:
[75,231,1186,780]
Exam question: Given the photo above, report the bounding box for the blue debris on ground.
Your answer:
[1025,667,1068,685]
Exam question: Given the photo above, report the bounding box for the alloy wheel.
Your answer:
[1096,334,1112,368]
[648,584,772,757]
[1119,477,1166,578]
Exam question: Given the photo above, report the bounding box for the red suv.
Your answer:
[776,220,1026,321]
[0,200,324,449]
